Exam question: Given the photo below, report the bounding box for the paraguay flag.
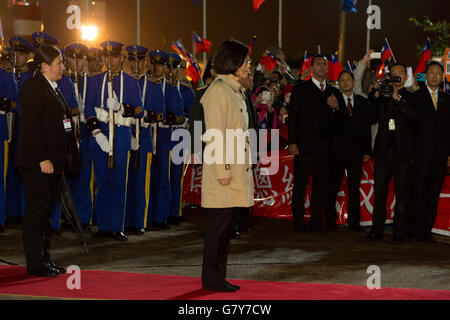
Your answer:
[414,38,431,75]
[381,40,393,64]
[260,51,279,71]
[193,33,212,53]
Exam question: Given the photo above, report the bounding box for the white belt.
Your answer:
[95,107,133,127]
[171,118,189,129]
[158,122,171,129]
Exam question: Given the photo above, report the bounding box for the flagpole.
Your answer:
[203,0,207,73]
[338,0,347,65]
[385,37,397,63]
[137,0,141,45]
[278,0,282,48]
[366,0,372,53]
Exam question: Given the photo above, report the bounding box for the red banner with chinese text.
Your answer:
[182,150,450,236]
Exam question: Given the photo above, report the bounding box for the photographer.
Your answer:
[363,62,417,243]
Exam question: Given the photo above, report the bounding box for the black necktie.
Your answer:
[55,87,70,115]
[347,97,353,117]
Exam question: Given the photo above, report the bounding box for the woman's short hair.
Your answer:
[28,45,61,72]
[213,40,249,75]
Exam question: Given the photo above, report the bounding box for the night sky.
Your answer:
[37,0,448,67]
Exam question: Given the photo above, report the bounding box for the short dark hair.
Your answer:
[390,62,407,73]
[425,60,444,74]
[338,70,355,81]
[28,45,61,72]
[271,70,283,81]
[213,39,249,75]
[311,54,327,66]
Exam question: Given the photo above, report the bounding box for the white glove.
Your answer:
[131,136,139,151]
[93,129,111,153]
[107,97,121,112]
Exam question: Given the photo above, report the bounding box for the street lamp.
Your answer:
[81,25,98,42]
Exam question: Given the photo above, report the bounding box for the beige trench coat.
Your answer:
[200,74,254,208]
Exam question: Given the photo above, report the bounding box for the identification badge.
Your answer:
[63,119,73,132]
[388,119,396,131]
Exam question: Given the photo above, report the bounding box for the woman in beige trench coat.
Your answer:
[200,40,254,292]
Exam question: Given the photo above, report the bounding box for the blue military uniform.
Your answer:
[123,45,152,234]
[147,50,177,230]
[85,41,143,241]
[167,53,193,225]
[4,36,33,224]
[64,43,95,229]
[0,67,18,230]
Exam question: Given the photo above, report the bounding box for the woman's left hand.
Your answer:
[40,160,54,174]
[218,177,231,185]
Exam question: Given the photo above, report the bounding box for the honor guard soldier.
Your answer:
[64,43,95,230]
[147,50,184,230]
[87,47,104,75]
[85,41,143,241]
[4,36,33,226]
[123,45,151,235]
[167,53,194,226]
[32,32,79,233]
[0,59,18,232]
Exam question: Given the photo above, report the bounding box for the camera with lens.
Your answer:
[377,73,402,97]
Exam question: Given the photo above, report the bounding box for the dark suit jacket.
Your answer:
[410,87,450,164]
[288,79,341,155]
[17,72,80,175]
[366,88,417,161]
[335,93,372,158]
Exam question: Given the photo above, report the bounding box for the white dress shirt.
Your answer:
[312,76,326,91]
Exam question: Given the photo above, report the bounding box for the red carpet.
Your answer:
[0,265,449,300]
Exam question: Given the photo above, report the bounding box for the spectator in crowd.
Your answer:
[253,86,281,130]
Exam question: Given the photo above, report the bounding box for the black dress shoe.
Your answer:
[225,280,240,290]
[421,235,437,243]
[309,225,324,233]
[203,284,237,292]
[93,231,110,238]
[167,217,180,226]
[326,223,338,231]
[152,223,172,230]
[231,230,241,239]
[136,228,145,235]
[82,223,91,232]
[361,232,383,241]
[0,225,3,233]
[52,229,61,236]
[349,225,365,232]
[47,262,66,274]
[112,232,128,241]
[294,224,308,233]
[5,216,22,226]
[27,264,59,277]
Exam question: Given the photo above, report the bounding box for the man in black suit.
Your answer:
[410,61,450,243]
[325,70,371,231]
[363,62,417,243]
[288,55,340,232]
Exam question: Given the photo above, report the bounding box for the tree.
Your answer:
[409,16,450,58]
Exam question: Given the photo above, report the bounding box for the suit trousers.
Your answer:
[325,155,364,227]
[20,168,62,271]
[202,207,239,287]
[291,141,331,228]
[371,148,412,237]
[411,151,447,239]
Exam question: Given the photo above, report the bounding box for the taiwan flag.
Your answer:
[260,52,279,71]
[414,39,431,75]
[253,0,267,11]
[193,33,212,53]
[381,40,393,64]
[327,53,343,81]
[300,52,312,80]
[248,36,257,57]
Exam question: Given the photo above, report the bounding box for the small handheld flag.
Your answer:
[193,32,212,53]
[414,38,431,75]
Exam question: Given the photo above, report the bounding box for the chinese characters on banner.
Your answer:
[183,150,450,236]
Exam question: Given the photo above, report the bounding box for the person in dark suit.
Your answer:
[363,62,417,243]
[410,61,450,243]
[16,45,79,277]
[288,55,340,233]
[324,70,371,231]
